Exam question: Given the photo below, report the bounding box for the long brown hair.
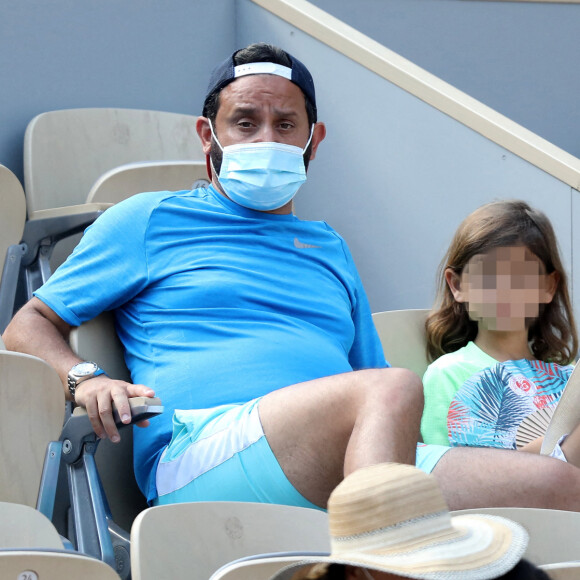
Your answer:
[426,200,578,364]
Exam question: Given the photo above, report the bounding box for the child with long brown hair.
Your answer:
[421,200,578,454]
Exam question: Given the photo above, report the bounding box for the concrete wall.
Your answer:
[0,0,236,181]
[309,0,580,161]
[237,0,578,315]
[2,0,578,317]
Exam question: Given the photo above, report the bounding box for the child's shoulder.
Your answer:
[427,341,492,373]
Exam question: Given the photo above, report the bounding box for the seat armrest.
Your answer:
[59,397,163,464]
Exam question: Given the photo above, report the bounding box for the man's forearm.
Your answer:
[3,298,80,398]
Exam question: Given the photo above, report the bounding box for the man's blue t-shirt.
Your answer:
[35,186,387,501]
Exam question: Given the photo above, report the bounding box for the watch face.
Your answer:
[73,361,98,376]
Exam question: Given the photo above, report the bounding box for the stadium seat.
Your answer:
[24,108,203,216]
[0,550,120,579]
[86,160,209,204]
[209,555,327,580]
[62,313,162,578]
[0,164,27,333]
[450,507,580,566]
[22,107,204,280]
[69,311,145,532]
[0,502,63,549]
[372,309,430,377]
[131,502,329,580]
[539,361,580,456]
[0,351,64,508]
[540,562,580,579]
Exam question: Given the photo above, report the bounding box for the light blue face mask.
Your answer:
[209,121,314,211]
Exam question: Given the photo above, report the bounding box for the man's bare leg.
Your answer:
[259,367,423,508]
[432,446,580,511]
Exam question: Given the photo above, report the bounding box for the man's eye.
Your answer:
[279,123,293,130]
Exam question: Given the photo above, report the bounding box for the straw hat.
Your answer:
[210,463,528,580]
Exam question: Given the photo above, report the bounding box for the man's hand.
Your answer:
[74,375,156,443]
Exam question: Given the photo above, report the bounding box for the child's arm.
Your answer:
[519,437,544,454]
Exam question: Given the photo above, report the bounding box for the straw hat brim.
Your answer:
[211,514,528,580]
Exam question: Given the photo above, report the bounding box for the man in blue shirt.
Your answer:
[6,43,580,511]
[4,44,425,508]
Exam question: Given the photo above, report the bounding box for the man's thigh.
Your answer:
[154,398,320,509]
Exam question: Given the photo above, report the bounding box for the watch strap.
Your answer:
[67,364,107,401]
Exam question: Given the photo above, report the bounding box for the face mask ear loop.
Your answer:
[302,124,315,154]
[208,119,224,152]
[207,118,224,183]
[362,569,376,580]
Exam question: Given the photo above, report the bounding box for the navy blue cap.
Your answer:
[203,49,316,116]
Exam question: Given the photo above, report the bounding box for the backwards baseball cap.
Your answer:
[203,45,316,117]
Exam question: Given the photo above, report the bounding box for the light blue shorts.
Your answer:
[154,398,451,508]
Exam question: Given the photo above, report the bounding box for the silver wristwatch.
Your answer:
[67,361,106,400]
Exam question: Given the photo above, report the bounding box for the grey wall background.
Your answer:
[310,0,580,161]
[0,0,235,181]
[1,0,579,317]
[236,0,578,316]
[3,0,578,179]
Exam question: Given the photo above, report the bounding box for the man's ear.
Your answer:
[542,271,560,304]
[444,268,467,303]
[196,116,213,156]
[308,122,326,161]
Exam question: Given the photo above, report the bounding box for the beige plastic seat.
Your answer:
[0,165,27,332]
[0,164,26,276]
[0,550,120,579]
[86,160,209,204]
[24,108,205,271]
[450,507,580,566]
[24,108,203,218]
[130,502,330,580]
[210,555,315,580]
[541,562,580,579]
[0,502,63,549]
[0,351,65,507]
[540,361,580,456]
[69,311,145,532]
[372,309,430,377]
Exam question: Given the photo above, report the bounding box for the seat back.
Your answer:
[0,550,120,579]
[24,108,204,216]
[450,507,580,566]
[540,361,580,456]
[541,562,580,579]
[372,309,430,377]
[209,557,318,580]
[0,351,65,507]
[69,312,146,531]
[0,502,63,549]
[86,160,210,204]
[0,164,26,275]
[0,165,27,331]
[130,502,330,580]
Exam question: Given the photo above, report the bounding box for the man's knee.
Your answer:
[535,456,580,488]
[356,367,423,412]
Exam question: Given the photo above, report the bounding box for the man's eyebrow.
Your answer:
[230,106,259,117]
[229,105,300,118]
